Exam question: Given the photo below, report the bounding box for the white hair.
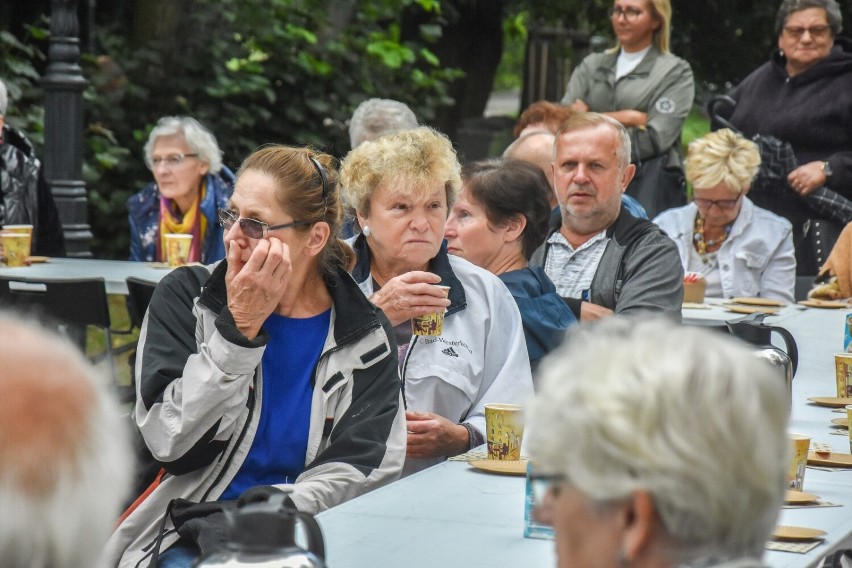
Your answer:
[0,314,133,568]
[143,115,223,174]
[527,317,789,563]
[0,79,8,116]
[348,98,418,149]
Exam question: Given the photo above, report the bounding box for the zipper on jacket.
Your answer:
[399,334,418,410]
[199,373,257,503]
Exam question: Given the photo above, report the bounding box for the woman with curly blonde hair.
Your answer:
[654,128,796,301]
[340,127,533,476]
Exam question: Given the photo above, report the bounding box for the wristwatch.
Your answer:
[822,161,833,178]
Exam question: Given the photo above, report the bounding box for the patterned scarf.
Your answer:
[156,181,207,262]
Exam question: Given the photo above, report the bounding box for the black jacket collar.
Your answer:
[199,259,385,345]
[350,234,467,316]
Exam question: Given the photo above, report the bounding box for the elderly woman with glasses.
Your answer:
[653,129,795,302]
[127,116,234,263]
[105,146,406,568]
[527,317,789,568]
[725,0,852,275]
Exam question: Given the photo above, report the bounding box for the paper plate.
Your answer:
[731,297,785,307]
[808,451,852,468]
[785,490,820,504]
[772,525,827,542]
[831,417,849,427]
[725,305,780,315]
[468,459,528,476]
[798,299,849,309]
[809,397,852,408]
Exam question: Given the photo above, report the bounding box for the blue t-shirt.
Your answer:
[219,309,331,501]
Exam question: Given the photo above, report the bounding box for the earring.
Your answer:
[778,48,785,58]
[618,549,629,568]
[362,226,371,237]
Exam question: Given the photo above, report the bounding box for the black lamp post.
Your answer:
[41,0,93,257]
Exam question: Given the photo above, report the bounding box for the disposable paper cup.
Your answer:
[787,433,811,491]
[412,285,450,336]
[1,231,31,267]
[682,276,706,303]
[485,403,524,461]
[164,233,193,267]
[835,353,852,398]
[847,405,852,454]
[2,224,33,237]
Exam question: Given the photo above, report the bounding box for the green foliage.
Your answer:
[0,26,47,146]
[16,0,463,257]
[493,10,528,91]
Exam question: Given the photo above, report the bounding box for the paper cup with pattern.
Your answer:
[1,231,31,267]
[787,433,811,491]
[164,233,193,267]
[411,285,450,336]
[485,403,525,461]
[835,353,852,398]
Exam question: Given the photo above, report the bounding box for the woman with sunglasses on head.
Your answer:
[561,0,694,217]
[128,116,234,263]
[653,129,795,302]
[725,0,852,275]
[105,146,406,568]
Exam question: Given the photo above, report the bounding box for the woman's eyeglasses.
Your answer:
[693,196,741,210]
[783,25,831,40]
[217,208,311,239]
[609,6,644,21]
[529,472,568,511]
[146,153,199,170]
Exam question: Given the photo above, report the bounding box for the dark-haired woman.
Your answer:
[445,159,577,372]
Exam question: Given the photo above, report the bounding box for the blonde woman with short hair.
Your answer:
[653,129,796,301]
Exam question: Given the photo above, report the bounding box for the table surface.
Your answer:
[316,302,852,568]
[0,257,172,295]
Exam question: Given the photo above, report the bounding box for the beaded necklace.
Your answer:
[693,215,732,264]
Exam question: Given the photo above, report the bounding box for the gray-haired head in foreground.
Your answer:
[775,0,843,36]
[349,98,418,149]
[0,313,132,568]
[527,317,789,564]
[143,116,223,174]
[0,79,8,117]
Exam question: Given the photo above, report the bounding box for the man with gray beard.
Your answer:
[530,112,683,321]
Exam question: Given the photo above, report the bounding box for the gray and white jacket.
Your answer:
[349,236,534,475]
[531,206,684,320]
[102,261,406,567]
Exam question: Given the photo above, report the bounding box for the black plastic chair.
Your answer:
[0,276,130,382]
[125,276,157,330]
[121,277,158,403]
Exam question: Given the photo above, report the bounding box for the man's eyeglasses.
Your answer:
[146,153,199,170]
[217,208,311,239]
[693,196,741,210]
[783,25,831,40]
[609,6,644,21]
